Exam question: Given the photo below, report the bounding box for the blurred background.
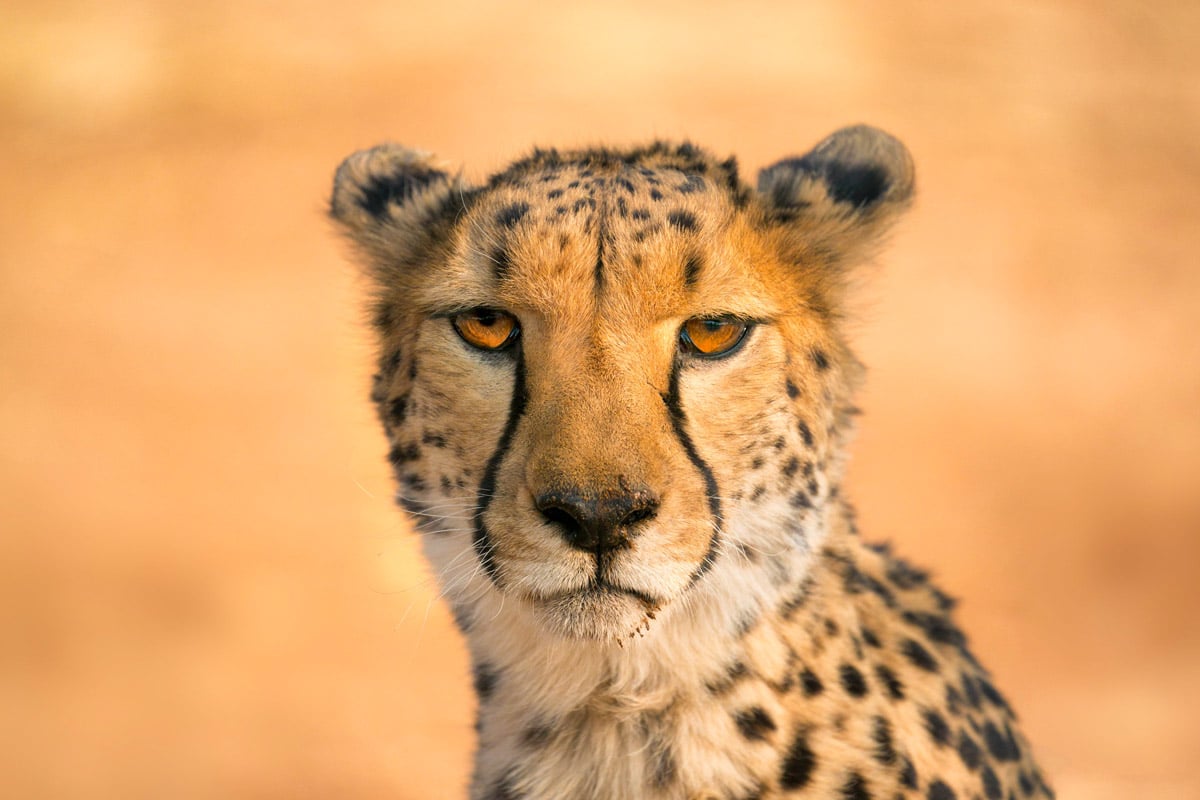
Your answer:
[3,1,1198,797]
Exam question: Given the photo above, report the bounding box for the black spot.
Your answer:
[773,436,787,451]
[785,379,800,399]
[522,723,553,747]
[678,174,705,194]
[473,662,497,701]
[683,253,703,287]
[797,420,814,447]
[396,495,428,517]
[904,610,967,649]
[825,161,890,208]
[790,491,812,509]
[547,188,563,199]
[667,209,698,232]
[899,755,918,789]
[886,557,929,589]
[733,707,776,741]
[572,197,594,213]
[841,772,871,800]
[779,728,817,790]
[982,721,1019,762]
[618,177,636,194]
[862,628,881,648]
[632,208,651,220]
[780,579,814,619]
[799,668,823,696]
[946,684,965,716]
[567,180,580,188]
[388,442,421,465]
[650,188,664,201]
[978,677,1013,714]
[842,560,898,609]
[388,394,409,424]
[872,716,896,765]
[706,660,749,695]
[962,673,982,709]
[928,780,957,800]
[1018,771,1034,796]
[955,729,984,772]
[957,729,982,770]
[923,708,951,747]
[982,765,1002,800]
[421,430,448,448]
[782,457,800,478]
[825,618,840,636]
[496,202,530,229]
[355,164,446,218]
[810,348,830,371]
[839,663,868,697]
[902,638,939,672]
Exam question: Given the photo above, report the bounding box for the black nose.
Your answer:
[535,487,660,554]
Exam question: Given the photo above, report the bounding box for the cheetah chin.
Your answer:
[331,126,1054,800]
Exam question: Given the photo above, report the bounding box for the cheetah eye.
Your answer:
[452,308,520,352]
[679,318,751,358]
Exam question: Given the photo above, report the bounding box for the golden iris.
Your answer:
[679,318,750,357]
[452,309,520,351]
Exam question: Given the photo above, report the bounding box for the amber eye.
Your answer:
[679,318,750,358]
[452,309,520,351]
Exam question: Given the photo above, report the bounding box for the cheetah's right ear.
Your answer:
[329,144,462,268]
[757,125,914,267]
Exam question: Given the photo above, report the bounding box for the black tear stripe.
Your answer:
[663,362,722,583]
[472,351,528,585]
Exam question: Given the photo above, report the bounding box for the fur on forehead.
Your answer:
[329,127,915,319]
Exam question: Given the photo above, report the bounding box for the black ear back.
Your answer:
[330,144,452,234]
[757,125,914,228]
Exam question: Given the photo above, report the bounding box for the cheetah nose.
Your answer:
[534,487,660,554]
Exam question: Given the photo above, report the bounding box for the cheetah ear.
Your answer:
[757,125,914,263]
[329,143,456,238]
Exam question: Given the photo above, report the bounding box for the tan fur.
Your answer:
[331,128,1052,800]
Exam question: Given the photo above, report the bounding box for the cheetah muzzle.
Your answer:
[331,126,1053,800]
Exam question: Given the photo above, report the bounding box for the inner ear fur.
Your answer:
[757,125,914,271]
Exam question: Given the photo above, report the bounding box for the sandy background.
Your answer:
[3,1,1199,797]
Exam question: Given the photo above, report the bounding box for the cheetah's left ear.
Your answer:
[757,125,914,264]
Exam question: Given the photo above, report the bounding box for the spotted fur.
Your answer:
[330,126,1052,800]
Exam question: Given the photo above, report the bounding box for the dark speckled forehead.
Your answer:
[448,148,775,326]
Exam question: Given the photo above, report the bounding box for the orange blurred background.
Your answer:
[3,2,1198,797]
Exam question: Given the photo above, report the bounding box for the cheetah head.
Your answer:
[331,127,913,641]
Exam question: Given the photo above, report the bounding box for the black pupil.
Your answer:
[475,311,500,327]
[702,320,724,333]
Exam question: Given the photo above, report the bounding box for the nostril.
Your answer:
[619,504,657,528]
[539,504,582,534]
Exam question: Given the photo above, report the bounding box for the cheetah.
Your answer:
[330,126,1053,800]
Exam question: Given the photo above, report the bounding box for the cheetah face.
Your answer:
[331,129,913,640]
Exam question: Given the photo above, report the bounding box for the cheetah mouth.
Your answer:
[535,579,660,608]
[532,579,663,613]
